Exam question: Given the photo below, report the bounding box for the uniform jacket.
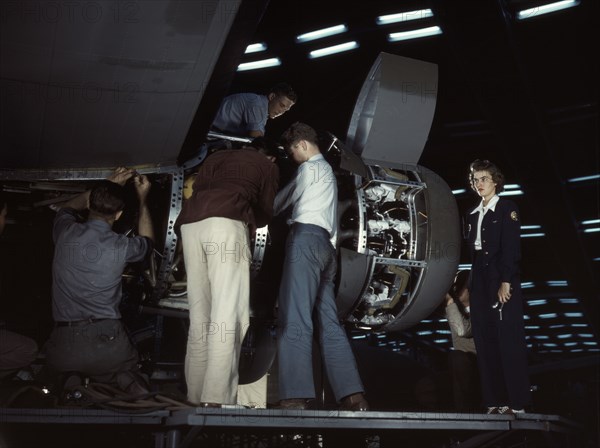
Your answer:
[466,197,521,285]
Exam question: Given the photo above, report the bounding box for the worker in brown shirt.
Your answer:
[176,141,279,407]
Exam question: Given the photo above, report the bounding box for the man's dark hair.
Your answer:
[89,180,126,216]
[280,122,319,150]
[269,82,298,103]
[249,136,280,159]
[469,159,505,192]
[0,191,6,212]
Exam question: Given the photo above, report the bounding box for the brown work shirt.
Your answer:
[176,149,279,233]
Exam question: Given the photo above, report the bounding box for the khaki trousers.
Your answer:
[181,217,250,405]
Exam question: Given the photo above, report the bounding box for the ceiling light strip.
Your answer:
[567,173,599,183]
[237,58,281,72]
[376,9,434,25]
[388,26,442,42]
[498,190,524,196]
[244,43,267,54]
[517,0,580,21]
[309,41,359,59]
[297,24,348,43]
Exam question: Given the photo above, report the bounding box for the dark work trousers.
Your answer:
[0,329,38,379]
[277,223,364,402]
[469,256,531,410]
[45,318,140,385]
[448,350,481,412]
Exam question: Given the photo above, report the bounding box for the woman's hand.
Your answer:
[497,282,512,303]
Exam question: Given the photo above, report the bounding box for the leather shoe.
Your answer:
[340,393,369,411]
[276,398,308,410]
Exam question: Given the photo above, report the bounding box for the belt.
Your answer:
[291,222,331,239]
[55,318,110,327]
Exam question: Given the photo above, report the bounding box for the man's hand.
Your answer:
[108,167,136,186]
[133,174,151,201]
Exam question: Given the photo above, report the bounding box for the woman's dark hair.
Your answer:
[0,191,6,212]
[89,180,126,216]
[468,159,505,192]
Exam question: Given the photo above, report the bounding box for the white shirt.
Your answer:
[470,194,499,250]
[274,153,338,246]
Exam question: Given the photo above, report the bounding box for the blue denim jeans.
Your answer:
[277,223,364,402]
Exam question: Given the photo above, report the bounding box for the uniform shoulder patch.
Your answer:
[510,211,519,221]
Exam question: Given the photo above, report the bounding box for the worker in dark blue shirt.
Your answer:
[45,168,154,395]
[464,159,531,415]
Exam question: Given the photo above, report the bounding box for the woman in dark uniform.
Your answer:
[465,159,531,415]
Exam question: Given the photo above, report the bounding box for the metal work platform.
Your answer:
[0,406,583,448]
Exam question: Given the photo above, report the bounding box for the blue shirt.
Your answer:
[211,93,269,136]
[274,153,338,246]
[52,208,150,321]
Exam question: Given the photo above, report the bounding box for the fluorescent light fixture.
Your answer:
[594,257,600,262]
[504,184,521,190]
[417,330,433,336]
[571,324,588,328]
[539,313,557,319]
[376,9,433,25]
[237,58,281,72]
[533,335,550,340]
[565,312,584,318]
[517,0,580,21]
[550,324,566,329]
[583,227,600,233]
[521,225,541,230]
[309,41,358,59]
[527,299,547,306]
[524,315,530,320]
[557,334,573,339]
[388,26,442,42]
[244,43,267,54]
[547,280,568,287]
[568,173,600,183]
[578,333,594,338]
[438,318,448,323]
[434,339,450,344]
[498,189,524,196]
[436,329,451,335]
[525,325,541,329]
[584,342,598,346]
[521,233,545,238]
[296,24,347,43]
[458,264,472,270]
[351,334,367,339]
[452,188,467,195]
[559,298,579,304]
[542,343,558,347]
[581,219,600,225]
[521,281,535,288]
[564,342,579,347]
